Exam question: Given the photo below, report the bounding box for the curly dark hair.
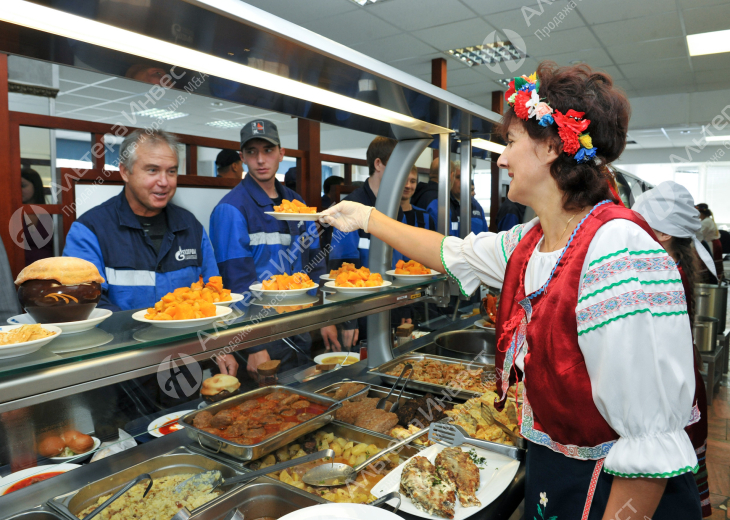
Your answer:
[500,61,630,211]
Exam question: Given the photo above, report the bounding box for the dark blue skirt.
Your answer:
[524,441,702,520]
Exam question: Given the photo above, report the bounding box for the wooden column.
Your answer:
[185,144,198,175]
[92,133,105,170]
[431,58,448,161]
[297,118,322,210]
[489,91,504,232]
[0,54,24,278]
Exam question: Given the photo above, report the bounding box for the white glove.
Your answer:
[319,201,375,233]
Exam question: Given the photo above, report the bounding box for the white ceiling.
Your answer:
[15,0,730,158]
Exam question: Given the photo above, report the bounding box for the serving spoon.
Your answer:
[301,426,427,487]
[173,449,334,494]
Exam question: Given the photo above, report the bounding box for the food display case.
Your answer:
[0,0,527,518]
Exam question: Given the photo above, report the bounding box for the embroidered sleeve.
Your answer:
[440,219,537,297]
[576,220,698,478]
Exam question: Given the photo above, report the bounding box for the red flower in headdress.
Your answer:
[558,127,580,155]
[553,109,590,134]
[513,90,531,120]
[505,80,516,103]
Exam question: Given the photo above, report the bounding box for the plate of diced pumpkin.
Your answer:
[385,260,440,283]
[249,272,319,297]
[133,276,234,328]
[323,264,391,295]
[265,199,322,221]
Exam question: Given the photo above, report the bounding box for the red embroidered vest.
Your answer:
[495,203,662,452]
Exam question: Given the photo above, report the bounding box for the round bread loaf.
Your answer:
[62,430,94,453]
[200,374,241,396]
[15,257,105,286]
[38,436,65,457]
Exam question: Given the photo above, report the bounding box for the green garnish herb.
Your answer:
[468,449,487,468]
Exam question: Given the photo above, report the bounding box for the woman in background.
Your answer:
[696,203,724,280]
[633,181,714,518]
[20,168,53,265]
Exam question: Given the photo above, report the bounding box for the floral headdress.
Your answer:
[505,73,597,163]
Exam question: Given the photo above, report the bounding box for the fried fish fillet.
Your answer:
[435,447,481,507]
[400,456,456,519]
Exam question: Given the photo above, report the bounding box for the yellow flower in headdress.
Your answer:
[527,72,537,83]
[579,133,593,149]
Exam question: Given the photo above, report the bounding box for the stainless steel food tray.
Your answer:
[180,385,340,462]
[169,478,326,520]
[243,422,421,502]
[48,446,245,520]
[368,353,494,400]
[315,380,422,402]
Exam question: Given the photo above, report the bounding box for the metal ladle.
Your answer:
[301,426,427,487]
[173,449,335,494]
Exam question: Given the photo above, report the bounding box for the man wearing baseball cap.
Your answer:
[209,119,343,379]
[215,149,243,180]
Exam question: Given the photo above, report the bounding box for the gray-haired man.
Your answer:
[63,129,238,374]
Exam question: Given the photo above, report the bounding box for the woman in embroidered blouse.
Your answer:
[321,62,701,520]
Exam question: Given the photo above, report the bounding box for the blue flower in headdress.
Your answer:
[575,146,598,163]
[519,83,534,92]
[538,114,554,127]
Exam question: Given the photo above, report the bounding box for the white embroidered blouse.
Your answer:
[441,217,699,478]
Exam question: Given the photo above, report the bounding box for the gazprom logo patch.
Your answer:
[175,246,197,261]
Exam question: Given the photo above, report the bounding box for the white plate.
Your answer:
[319,274,336,281]
[49,436,101,462]
[212,293,244,307]
[147,410,196,437]
[313,352,360,366]
[385,269,440,283]
[265,211,324,221]
[279,503,402,520]
[323,280,392,296]
[7,308,112,335]
[46,328,114,354]
[474,319,496,330]
[0,463,80,495]
[131,306,233,329]
[0,324,62,359]
[249,283,319,297]
[250,295,319,307]
[371,444,520,520]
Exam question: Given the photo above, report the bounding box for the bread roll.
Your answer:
[38,436,65,457]
[200,374,240,396]
[62,430,94,454]
[15,257,105,286]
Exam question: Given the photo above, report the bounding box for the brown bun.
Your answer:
[200,374,240,396]
[15,257,105,286]
[38,436,65,457]
[65,432,94,454]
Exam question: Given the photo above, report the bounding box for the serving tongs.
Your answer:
[173,449,335,494]
[429,423,524,461]
[81,473,153,520]
[480,401,526,449]
[376,363,412,413]
[301,427,428,487]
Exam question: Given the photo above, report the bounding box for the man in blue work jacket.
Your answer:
[209,119,341,378]
[63,129,238,375]
[425,158,487,237]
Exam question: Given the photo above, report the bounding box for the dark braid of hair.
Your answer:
[673,237,697,325]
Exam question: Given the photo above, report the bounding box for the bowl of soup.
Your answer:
[313,352,361,366]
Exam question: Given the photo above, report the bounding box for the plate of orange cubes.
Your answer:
[133,276,234,328]
[265,199,322,221]
[249,272,319,297]
[385,260,440,283]
[323,264,391,296]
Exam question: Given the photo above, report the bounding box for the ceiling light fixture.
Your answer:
[497,78,512,88]
[704,135,730,142]
[680,130,691,134]
[349,0,389,6]
[211,101,224,107]
[472,138,506,154]
[134,108,188,120]
[2,0,451,136]
[687,29,730,56]
[446,41,527,68]
[206,120,243,129]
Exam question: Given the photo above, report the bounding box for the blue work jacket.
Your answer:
[63,190,219,311]
[208,174,325,296]
[426,195,488,237]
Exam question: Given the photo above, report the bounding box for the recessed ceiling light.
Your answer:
[687,29,730,56]
[211,101,224,107]
[472,138,506,154]
[206,120,243,129]
[446,41,527,68]
[134,108,188,120]
[1,0,451,135]
[680,130,691,134]
[349,0,390,5]
[705,135,730,142]
[497,78,512,88]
